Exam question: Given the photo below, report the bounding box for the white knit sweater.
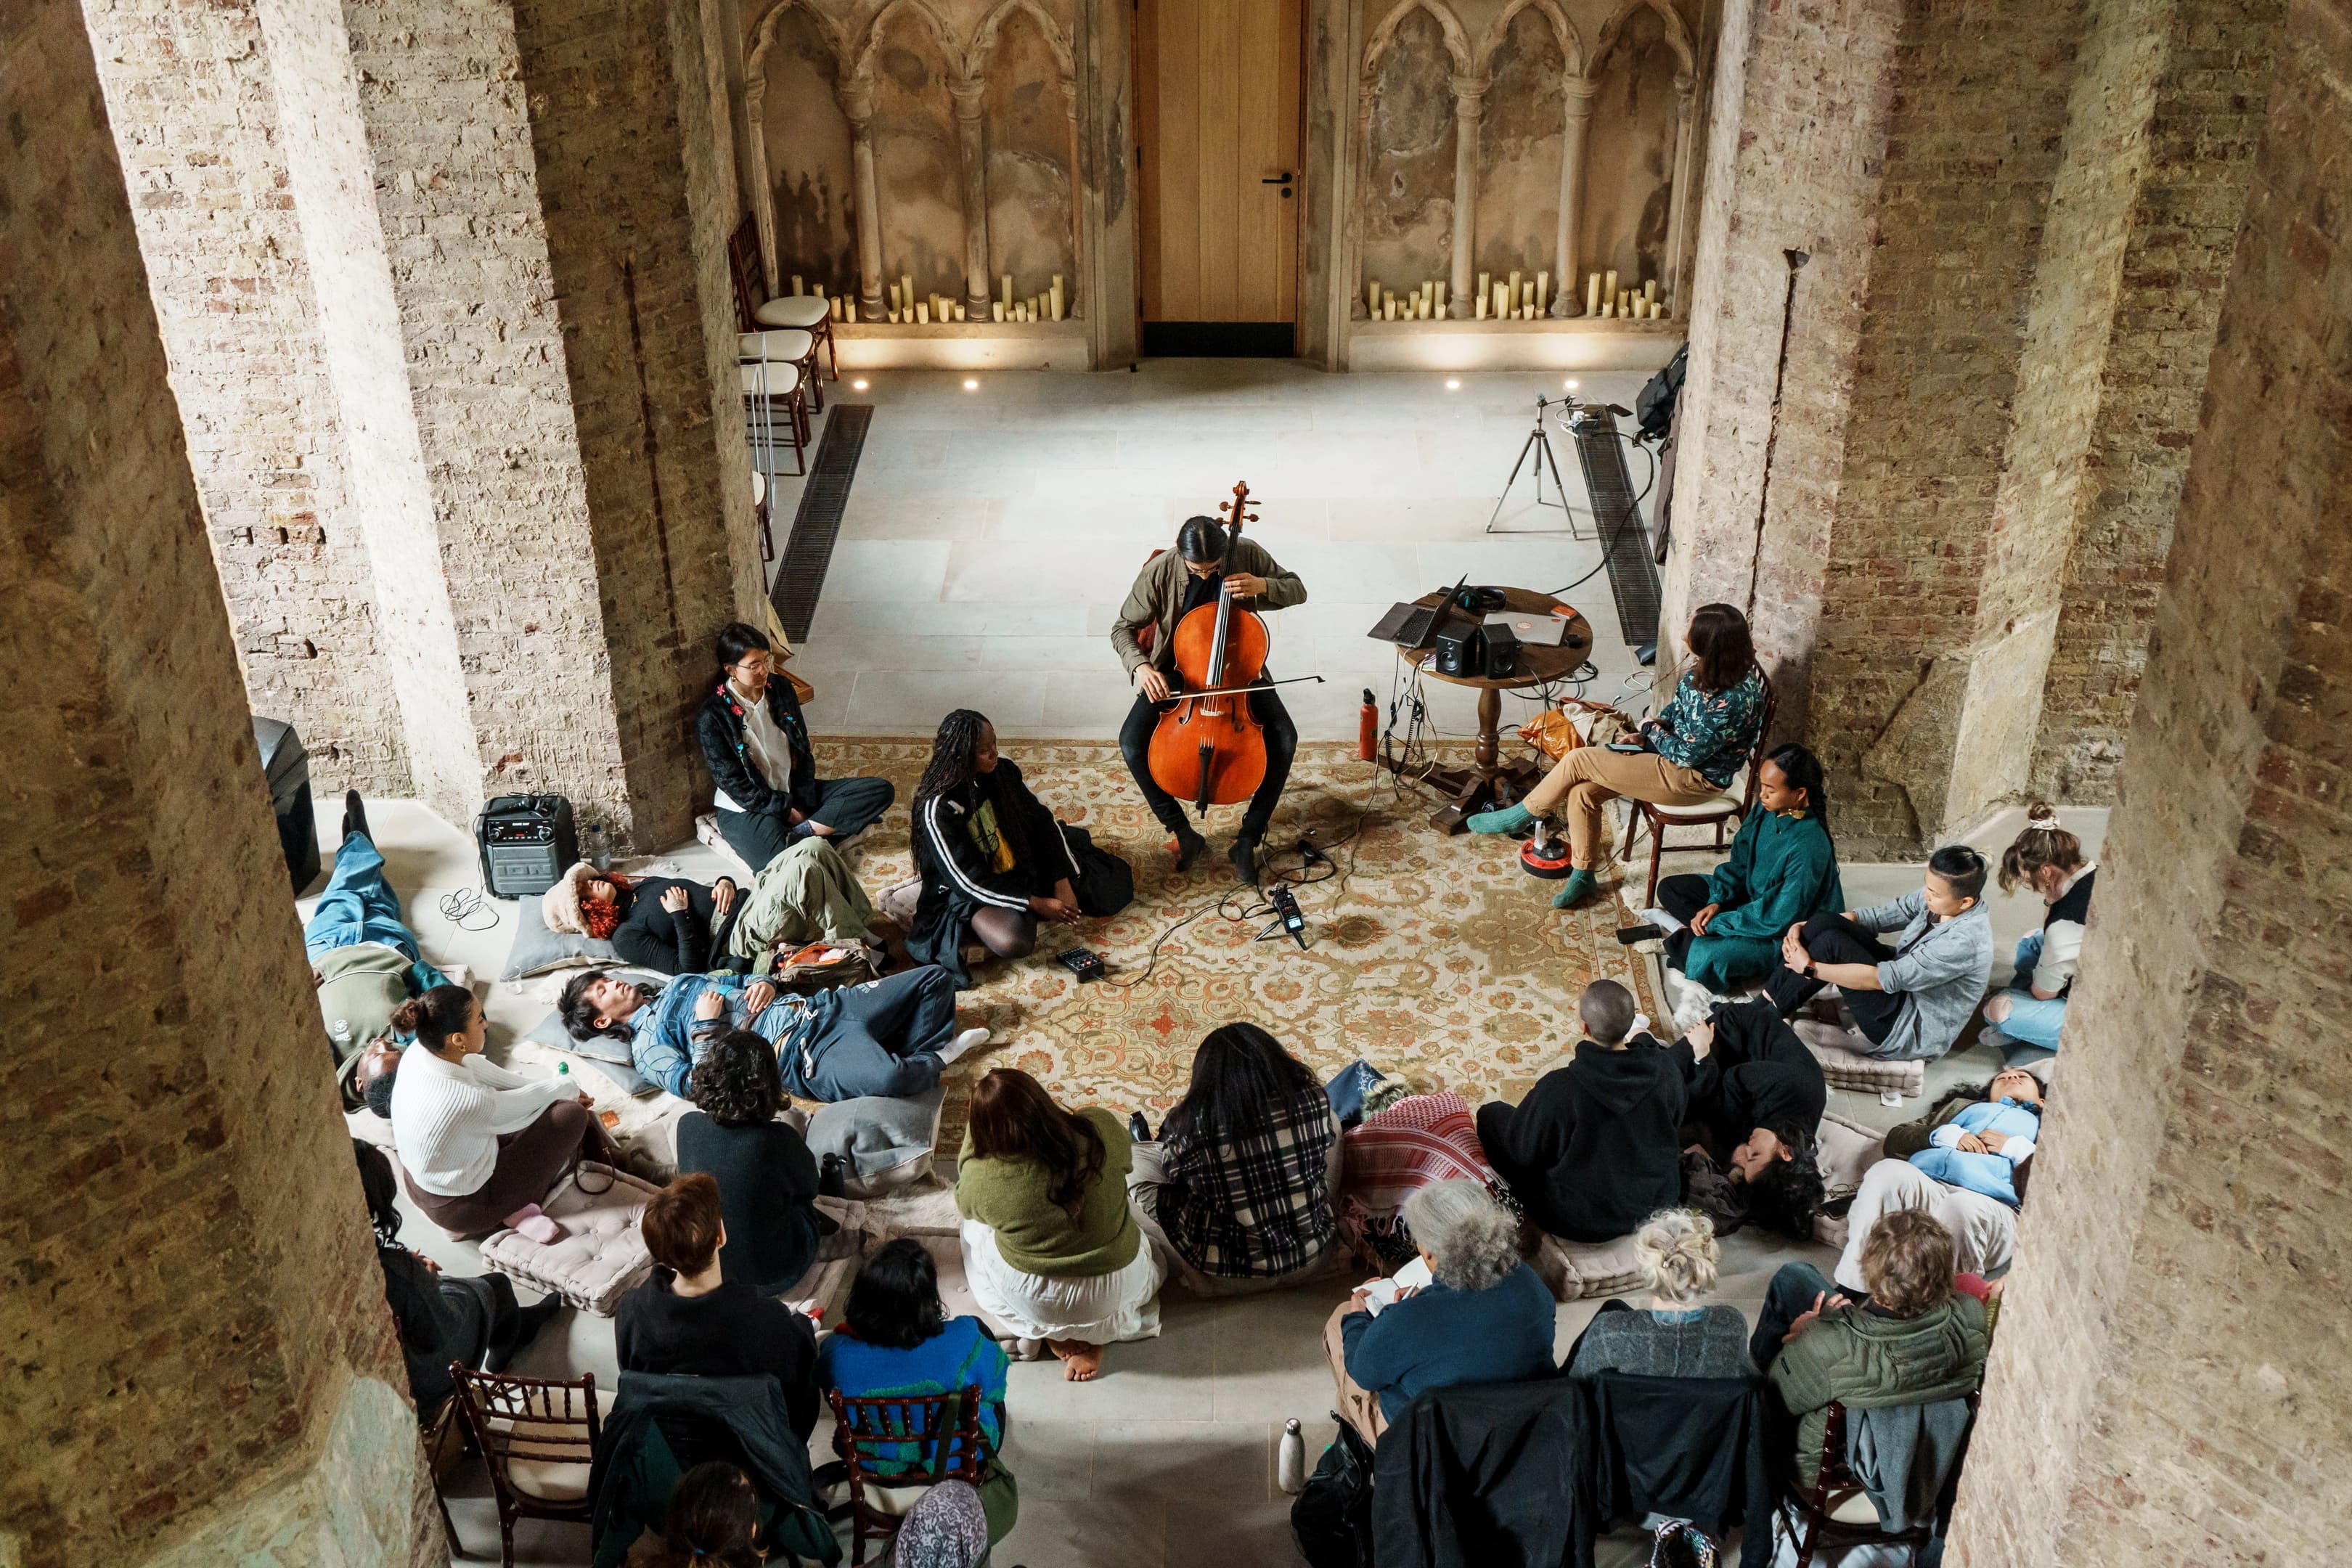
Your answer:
[389,1044,578,1197]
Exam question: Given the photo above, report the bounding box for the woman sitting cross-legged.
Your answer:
[677,1030,836,1297]
[1765,844,1996,1063]
[817,1238,1017,1545]
[560,964,987,1104]
[1619,743,1842,998]
[617,1174,822,1441]
[1982,805,2095,1054]
[1831,1066,2051,1296]
[388,984,621,1238]
[955,1068,1164,1381]
[1129,1024,1344,1296]
[1468,602,1768,909]
[1325,1180,1557,1445]
[1565,1208,1752,1379]
[907,709,1128,988]
[353,1138,563,1424]
[697,621,894,874]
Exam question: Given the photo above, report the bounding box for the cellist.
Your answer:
[1112,514,1308,885]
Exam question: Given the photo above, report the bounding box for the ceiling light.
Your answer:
[963,378,979,391]
[852,378,869,391]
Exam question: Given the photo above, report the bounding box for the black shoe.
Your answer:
[1128,1111,1153,1143]
[1172,826,1208,872]
[818,1152,848,1200]
[342,789,371,844]
[486,1294,565,1373]
[1615,923,1665,945]
[1229,836,1262,887]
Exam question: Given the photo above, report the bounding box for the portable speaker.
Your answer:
[1432,621,1480,677]
[474,793,579,898]
[1479,621,1520,679]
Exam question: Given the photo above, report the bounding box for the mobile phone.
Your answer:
[1606,740,1646,754]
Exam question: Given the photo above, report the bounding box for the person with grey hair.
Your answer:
[1566,1209,1753,1379]
[1322,1180,1556,1443]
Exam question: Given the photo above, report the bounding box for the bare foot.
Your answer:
[1048,1339,1103,1381]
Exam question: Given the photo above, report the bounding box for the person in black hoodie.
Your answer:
[1669,997,1828,1241]
[1475,980,1684,1243]
[909,709,1126,987]
[616,1173,822,1440]
[695,622,894,875]
[676,1030,836,1296]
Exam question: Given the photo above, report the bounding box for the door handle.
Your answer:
[1260,172,1294,184]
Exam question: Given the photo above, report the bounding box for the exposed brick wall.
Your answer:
[78,0,410,798]
[1947,3,2352,1561]
[2026,0,2282,803]
[0,5,405,1561]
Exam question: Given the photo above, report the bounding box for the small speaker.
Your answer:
[1479,621,1519,679]
[474,793,578,898]
[1432,621,1479,677]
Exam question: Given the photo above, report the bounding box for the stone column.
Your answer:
[746,75,780,298]
[1661,70,1697,312]
[0,6,420,1564]
[1447,74,1487,307]
[1551,76,1598,316]
[841,72,887,322]
[951,73,995,315]
[1063,74,1083,315]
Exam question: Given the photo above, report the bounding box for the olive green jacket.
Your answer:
[1109,536,1306,679]
[955,1108,1141,1278]
[1771,1291,1989,1492]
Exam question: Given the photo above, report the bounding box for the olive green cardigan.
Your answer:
[1770,1292,1989,1492]
[955,1108,1141,1278]
[1109,536,1307,680]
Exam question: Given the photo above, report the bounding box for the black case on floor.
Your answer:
[475,793,578,898]
[253,716,321,892]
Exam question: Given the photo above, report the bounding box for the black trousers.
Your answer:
[1654,872,1714,976]
[1118,686,1297,843]
[714,774,896,874]
[1763,912,1904,1045]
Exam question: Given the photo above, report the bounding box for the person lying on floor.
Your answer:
[721,835,882,968]
[1764,844,1995,1062]
[1325,1180,1556,1445]
[955,1068,1164,1382]
[1983,804,2095,1053]
[697,620,894,874]
[1467,602,1767,910]
[560,965,987,1103]
[353,1138,563,1426]
[1751,1209,1990,1499]
[1618,743,1842,997]
[1475,979,1686,1243]
[1670,999,1828,1242]
[1127,1023,1344,1296]
[547,860,746,976]
[677,1030,840,1297]
[309,790,449,1061]
[388,984,622,1238]
[907,709,1127,987]
[1565,1208,1752,1379]
[817,1238,1018,1546]
[617,1173,822,1440]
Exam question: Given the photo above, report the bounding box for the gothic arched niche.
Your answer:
[867,4,967,304]
[1579,3,1679,291]
[759,7,856,293]
[1360,8,1458,300]
[1474,7,1567,282]
[982,6,1078,310]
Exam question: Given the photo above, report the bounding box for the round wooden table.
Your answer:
[1384,586,1593,833]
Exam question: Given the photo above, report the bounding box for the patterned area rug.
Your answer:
[818,740,1664,1151]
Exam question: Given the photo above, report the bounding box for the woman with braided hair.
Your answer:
[908,711,1124,987]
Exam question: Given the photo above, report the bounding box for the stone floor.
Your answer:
[339,362,2102,1567]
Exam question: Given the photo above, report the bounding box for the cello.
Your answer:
[1145,481,1283,816]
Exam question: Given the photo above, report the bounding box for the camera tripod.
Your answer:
[1485,393,1590,539]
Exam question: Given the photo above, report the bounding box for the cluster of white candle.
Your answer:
[1472,269,1551,319]
[1365,278,1453,319]
[1585,270,1667,319]
[881,274,967,325]
[783,276,856,322]
[989,273,1067,324]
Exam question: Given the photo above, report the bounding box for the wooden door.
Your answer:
[1137,0,1302,342]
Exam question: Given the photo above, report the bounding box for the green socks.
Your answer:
[1552,869,1598,908]
[1466,802,1535,836]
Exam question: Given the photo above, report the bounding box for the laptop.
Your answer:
[1369,574,1469,649]
[1485,608,1572,647]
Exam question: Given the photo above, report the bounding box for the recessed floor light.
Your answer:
[1564,378,1579,390]
[963,378,979,391]
[852,378,870,391]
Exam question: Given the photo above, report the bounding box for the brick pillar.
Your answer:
[0,4,421,1564]
[254,0,759,849]
[1948,4,2352,1559]
[78,0,411,798]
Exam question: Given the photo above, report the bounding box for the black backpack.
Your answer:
[1635,342,1689,441]
[1290,1421,1378,1568]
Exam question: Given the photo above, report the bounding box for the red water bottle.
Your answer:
[1358,687,1378,761]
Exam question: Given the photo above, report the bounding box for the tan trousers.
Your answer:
[1519,746,1718,870]
[1323,1300,1388,1445]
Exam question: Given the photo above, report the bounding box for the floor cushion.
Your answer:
[518,968,671,1093]
[804,1084,945,1196]
[1531,1230,1649,1302]
[694,813,757,881]
[478,1162,662,1315]
[1794,1019,1927,1097]
[1811,1110,1887,1251]
[502,887,620,981]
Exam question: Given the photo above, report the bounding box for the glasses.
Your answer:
[731,657,773,676]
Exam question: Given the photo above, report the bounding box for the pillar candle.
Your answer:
[1437,299,1448,320]
[1366,281,1380,316]
[1435,280,1449,313]
[1030,295,1042,319]
[791,274,804,295]
[887,282,901,310]
[1384,297,1397,321]
[1474,292,1487,320]
[1477,271,1490,305]
[1050,278,1064,319]
[1421,293,1433,319]
[1600,295,1613,318]
[887,308,900,323]
[900,274,913,313]
[1507,269,1522,303]
[916,303,929,324]
[1604,269,1618,308]
[813,282,825,299]
[1621,290,1634,317]
[1522,281,1534,312]
[1001,274,1014,309]
[992,301,1005,322]
[955,301,967,322]
[1587,272,1601,315]
[1536,271,1549,314]
[1495,281,1510,318]
[1645,278,1658,305]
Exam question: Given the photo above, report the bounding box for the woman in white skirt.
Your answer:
[955,1067,1163,1381]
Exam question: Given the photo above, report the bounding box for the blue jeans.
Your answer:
[303,831,447,994]
[1986,932,2067,1050]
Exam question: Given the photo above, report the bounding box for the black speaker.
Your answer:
[1432,621,1479,677]
[1479,621,1519,679]
[475,793,579,897]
